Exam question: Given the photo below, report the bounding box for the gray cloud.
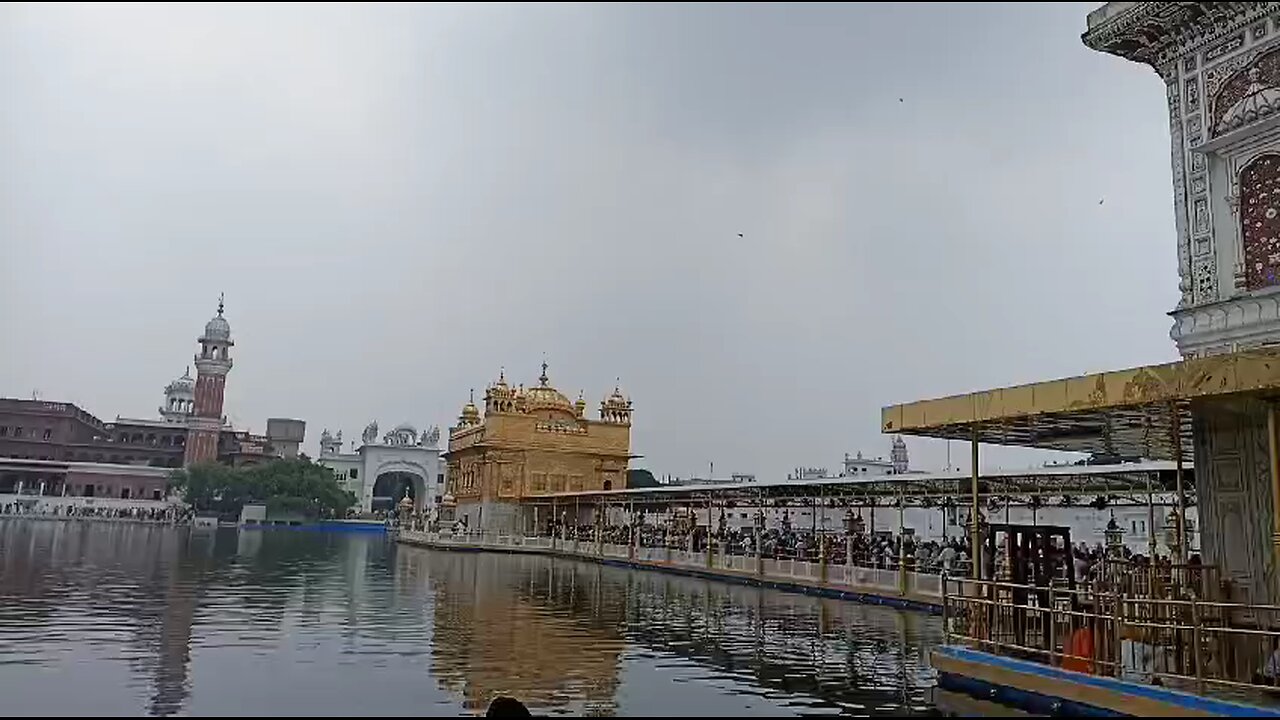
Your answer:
[1,3,1178,479]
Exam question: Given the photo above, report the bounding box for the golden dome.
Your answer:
[525,361,575,417]
[459,389,481,426]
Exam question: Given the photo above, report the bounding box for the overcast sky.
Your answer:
[0,3,1178,479]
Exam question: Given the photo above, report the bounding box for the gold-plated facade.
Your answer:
[446,362,632,504]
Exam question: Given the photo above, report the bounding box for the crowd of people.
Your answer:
[0,502,193,524]
[543,520,984,574]
[534,518,1202,585]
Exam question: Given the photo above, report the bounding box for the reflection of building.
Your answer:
[316,422,443,513]
[410,546,936,715]
[446,363,632,532]
[422,552,623,713]
[0,299,305,500]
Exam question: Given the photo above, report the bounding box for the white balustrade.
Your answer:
[396,532,943,603]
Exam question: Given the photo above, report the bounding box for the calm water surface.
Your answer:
[0,520,942,716]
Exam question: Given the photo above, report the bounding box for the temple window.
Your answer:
[1241,153,1280,290]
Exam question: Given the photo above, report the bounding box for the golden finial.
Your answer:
[539,358,549,387]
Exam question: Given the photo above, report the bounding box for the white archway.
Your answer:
[370,458,430,512]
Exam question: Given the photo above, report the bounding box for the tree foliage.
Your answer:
[168,458,356,519]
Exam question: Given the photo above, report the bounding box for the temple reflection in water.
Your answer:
[401,547,939,715]
[0,522,940,715]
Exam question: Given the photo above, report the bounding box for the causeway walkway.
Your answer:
[396,530,942,613]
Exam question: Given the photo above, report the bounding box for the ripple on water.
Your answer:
[0,520,943,715]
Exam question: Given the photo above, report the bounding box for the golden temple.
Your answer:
[445,362,632,531]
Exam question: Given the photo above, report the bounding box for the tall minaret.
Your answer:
[890,436,908,475]
[183,295,233,466]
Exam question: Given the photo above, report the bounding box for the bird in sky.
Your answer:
[1098,198,1105,205]
[737,233,744,238]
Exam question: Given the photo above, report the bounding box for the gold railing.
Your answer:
[943,576,1280,704]
[1095,558,1223,601]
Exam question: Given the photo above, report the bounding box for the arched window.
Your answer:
[1241,153,1280,290]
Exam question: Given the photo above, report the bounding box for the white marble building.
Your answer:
[1085,2,1280,356]
[1085,2,1280,603]
[316,422,443,514]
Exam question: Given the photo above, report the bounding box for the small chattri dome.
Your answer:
[459,389,481,426]
[489,368,513,399]
[166,366,194,393]
[599,380,633,424]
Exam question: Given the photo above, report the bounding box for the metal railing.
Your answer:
[398,530,945,601]
[1096,558,1223,601]
[942,575,1280,704]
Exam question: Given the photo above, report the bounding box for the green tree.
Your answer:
[169,458,355,519]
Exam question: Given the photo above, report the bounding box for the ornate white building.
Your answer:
[1086,2,1280,356]
[316,421,443,514]
[1085,2,1280,603]
[159,368,195,424]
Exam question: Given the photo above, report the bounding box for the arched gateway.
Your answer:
[316,422,442,515]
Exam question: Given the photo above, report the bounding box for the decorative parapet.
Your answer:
[535,422,588,435]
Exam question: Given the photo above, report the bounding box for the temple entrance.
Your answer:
[371,471,424,513]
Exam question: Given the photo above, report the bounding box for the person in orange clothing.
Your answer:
[1062,625,1096,675]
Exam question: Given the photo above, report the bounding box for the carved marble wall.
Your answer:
[1192,397,1277,604]
[1165,11,1280,356]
